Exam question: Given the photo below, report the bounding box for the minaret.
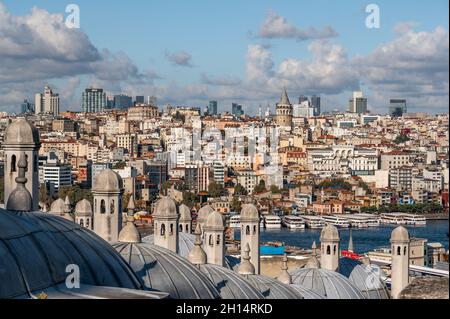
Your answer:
[3,118,41,211]
[6,153,32,212]
[320,224,340,272]
[92,169,124,242]
[277,253,292,284]
[348,229,354,253]
[238,243,255,275]
[179,204,192,233]
[240,204,260,274]
[188,224,207,266]
[203,210,225,266]
[390,226,410,299]
[153,197,179,253]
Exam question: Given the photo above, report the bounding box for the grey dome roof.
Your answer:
[4,118,40,146]
[153,197,178,218]
[113,242,220,299]
[339,258,390,299]
[75,199,93,217]
[179,204,192,221]
[290,268,365,299]
[240,204,259,221]
[205,210,225,229]
[198,264,264,299]
[142,232,239,270]
[50,199,66,215]
[290,284,326,299]
[391,226,409,242]
[93,169,123,193]
[320,224,340,242]
[118,219,141,244]
[197,205,214,224]
[240,274,303,299]
[0,209,143,299]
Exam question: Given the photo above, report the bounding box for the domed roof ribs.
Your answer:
[6,153,32,212]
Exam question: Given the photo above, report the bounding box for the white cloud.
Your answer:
[165,50,194,67]
[259,10,338,41]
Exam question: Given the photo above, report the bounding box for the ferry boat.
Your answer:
[321,215,350,228]
[380,213,406,225]
[229,215,240,228]
[357,213,380,227]
[282,216,306,229]
[347,215,369,228]
[301,215,325,229]
[264,215,282,229]
[402,213,426,226]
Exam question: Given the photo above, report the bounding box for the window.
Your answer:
[404,246,407,255]
[253,225,256,235]
[333,245,337,255]
[216,235,220,245]
[397,246,401,256]
[179,224,183,232]
[185,225,189,233]
[327,245,331,255]
[209,235,213,246]
[170,223,174,235]
[246,225,250,235]
[100,200,106,214]
[160,224,165,236]
[86,219,90,228]
[80,219,84,227]
[110,200,115,214]
[11,155,16,172]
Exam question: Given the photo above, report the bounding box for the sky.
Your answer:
[0,0,448,115]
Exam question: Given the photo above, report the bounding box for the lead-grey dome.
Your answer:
[113,242,220,299]
[290,284,326,299]
[240,204,259,221]
[339,258,390,299]
[391,226,410,242]
[320,224,340,242]
[0,209,144,299]
[142,232,239,270]
[50,198,66,215]
[290,268,365,299]
[4,118,40,146]
[198,264,264,299]
[93,169,123,193]
[205,210,225,229]
[240,274,304,299]
[153,197,178,217]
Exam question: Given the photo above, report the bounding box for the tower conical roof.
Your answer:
[279,88,291,105]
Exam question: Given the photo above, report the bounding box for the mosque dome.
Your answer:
[142,232,239,270]
[290,284,326,299]
[75,199,93,217]
[153,197,178,218]
[0,209,144,299]
[205,210,225,229]
[92,169,123,193]
[113,242,220,299]
[118,219,141,243]
[198,264,264,299]
[391,226,410,242]
[320,224,340,242]
[240,204,259,221]
[241,274,303,299]
[50,198,66,215]
[197,205,214,224]
[339,258,390,299]
[4,118,40,146]
[290,268,365,299]
[179,204,192,221]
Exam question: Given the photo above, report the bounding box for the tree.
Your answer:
[182,191,197,209]
[394,134,410,144]
[234,183,248,196]
[253,180,266,194]
[270,185,281,194]
[208,181,225,198]
[317,178,352,191]
[58,185,93,206]
[230,196,242,212]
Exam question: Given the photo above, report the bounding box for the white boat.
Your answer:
[402,214,426,226]
[282,216,306,229]
[264,215,282,229]
[321,215,350,228]
[347,215,369,228]
[301,215,324,229]
[356,213,380,227]
[229,215,240,228]
[380,213,406,225]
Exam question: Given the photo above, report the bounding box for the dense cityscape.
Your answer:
[0,0,448,304]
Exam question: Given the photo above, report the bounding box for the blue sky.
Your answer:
[0,0,448,114]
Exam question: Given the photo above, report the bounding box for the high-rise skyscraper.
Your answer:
[209,101,218,115]
[298,95,309,104]
[311,95,321,116]
[114,94,133,109]
[232,103,244,117]
[389,99,407,117]
[35,85,60,116]
[348,91,368,114]
[82,88,107,113]
[21,99,34,114]
[135,96,145,104]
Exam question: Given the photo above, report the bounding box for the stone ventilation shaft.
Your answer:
[240,204,260,274]
[390,226,411,299]
[320,225,340,272]
[6,153,32,212]
[153,197,179,253]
